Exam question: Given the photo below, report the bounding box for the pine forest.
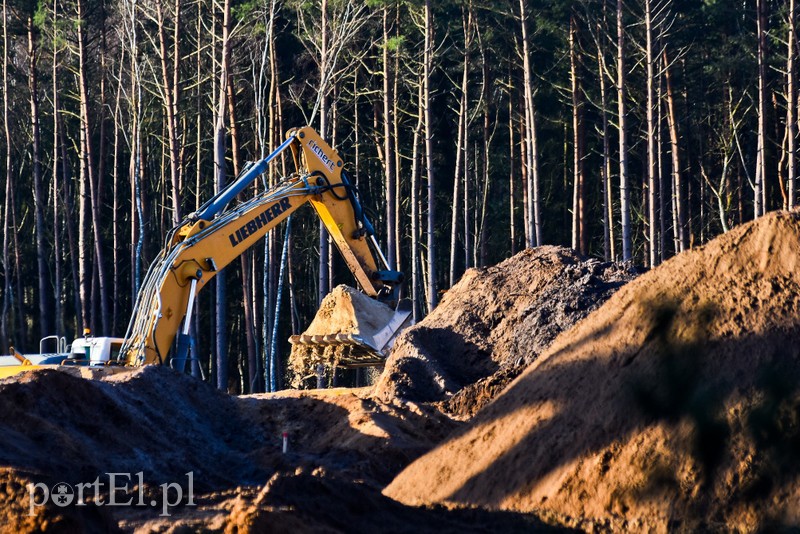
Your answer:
[0,0,793,392]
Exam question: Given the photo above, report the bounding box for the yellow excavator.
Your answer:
[0,126,410,380]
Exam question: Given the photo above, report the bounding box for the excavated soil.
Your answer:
[0,468,115,533]
[237,386,459,487]
[298,285,397,340]
[373,246,637,415]
[385,211,800,531]
[0,246,638,532]
[0,366,559,532]
[10,211,800,531]
[0,367,263,490]
[224,471,567,533]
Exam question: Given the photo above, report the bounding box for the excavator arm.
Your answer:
[119,126,402,368]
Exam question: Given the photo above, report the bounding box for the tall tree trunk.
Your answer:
[318,0,330,305]
[646,0,658,266]
[111,48,124,335]
[392,6,402,268]
[76,0,109,334]
[423,0,436,312]
[214,0,231,391]
[476,22,491,267]
[3,0,22,347]
[225,75,257,391]
[463,79,471,271]
[1,0,9,350]
[664,48,686,251]
[96,12,110,332]
[252,0,271,392]
[193,0,205,380]
[617,0,632,260]
[755,0,767,217]
[76,0,90,331]
[10,174,23,347]
[450,5,470,287]
[778,94,789,209]
[519,0,540,247]
[61,79,80,334]
[52,0,64,336]
[509,74,517,256]
[128,0,145,301]
[596,17,615,261]
[157,0,182,226]
[657,53,667,262]
[263,0,280,390]
[788,0,797,209]
[570,13,586,255]
[271,16,286,389]
[411,75,423,322]
[519,106,528,249]
[28,14,50,338]
[383,6,396,270]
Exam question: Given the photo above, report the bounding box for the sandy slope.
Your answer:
[385,211,800,531]
[373,246,635,414]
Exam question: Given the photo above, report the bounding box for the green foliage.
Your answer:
[232,0,262,24]
[33,0,46,29]
[384,34,404,52]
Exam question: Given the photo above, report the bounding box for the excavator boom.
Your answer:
[119,126,405,370]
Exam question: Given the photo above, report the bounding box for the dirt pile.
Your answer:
[0,365,459,531]
[373,246,636,414]
[0,366,263,490]
[294,285,396,341]
[0,468,115,534]
[385,211,800,531]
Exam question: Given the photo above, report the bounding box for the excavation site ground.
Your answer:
[3,211,800,532]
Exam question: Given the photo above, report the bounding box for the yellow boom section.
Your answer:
[120,126,389,367]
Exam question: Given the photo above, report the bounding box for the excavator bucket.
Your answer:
[288,285,412,378]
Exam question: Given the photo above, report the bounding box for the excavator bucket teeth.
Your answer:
[288,334,384,367]
[288,285,412,372]
[291,333,372,347]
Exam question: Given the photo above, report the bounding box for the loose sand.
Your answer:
[385,211,800,532]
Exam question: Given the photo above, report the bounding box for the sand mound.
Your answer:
[0,366,264,490]
[373,246,635,412]
[239,387,458,487]
[385,211,800,531]
[0,468,115,534]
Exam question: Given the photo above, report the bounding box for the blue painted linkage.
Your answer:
[196,135,295,221]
